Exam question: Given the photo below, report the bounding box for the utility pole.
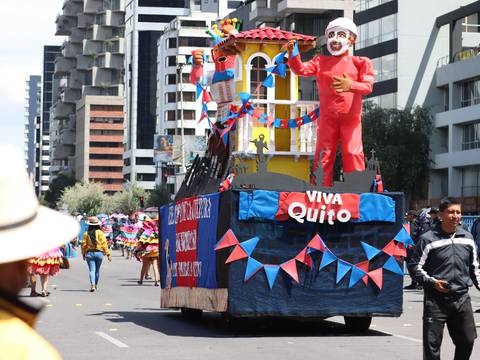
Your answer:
[177,55,186,173]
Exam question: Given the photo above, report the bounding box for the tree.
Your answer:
[44,173,77,208]
[59,182,107,215]
[147,184,172,208]
[362,103,433,206]
[110,181,149,214]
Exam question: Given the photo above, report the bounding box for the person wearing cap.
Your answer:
[0,145,79,359]
[82,216,112,292]
[283,17,374,187]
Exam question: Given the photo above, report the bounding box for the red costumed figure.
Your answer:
[285,17,374,187]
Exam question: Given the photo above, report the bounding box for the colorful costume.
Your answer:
[27,248,63,276]
[289,53,374,186]
[135,221,159,259]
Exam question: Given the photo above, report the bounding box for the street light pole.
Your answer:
[177,56,186,173]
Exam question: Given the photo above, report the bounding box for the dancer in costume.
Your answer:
[82,216,112,292]
[28,247,63,297]
[284,17,374,186]
[135,220,160,286]
[122,221,139,259]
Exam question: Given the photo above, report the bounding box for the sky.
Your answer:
[0,1,64,151]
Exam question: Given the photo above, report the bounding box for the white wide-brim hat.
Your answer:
[0,146,79,264]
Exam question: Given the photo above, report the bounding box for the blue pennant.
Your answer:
[383,256,404,276]
[274,51,287,65]
[265,66,276,74]
[314,108,320,117]
[196,82,203,100]
[336,260,352,284]
[302,113,311,125]
[273,119,281,127]
[239,236,260,256]
[264,265,280,289]
[244,257,263,282]
[319,250,337,270]
[291,42,300,58]
[349,266,367,288]
[394,227,414,247]
[288,119,296,128]
[361,241,381,260]
[201,102,208,113]
[238,92,252,106]
[187,55,193,64]
[273,63,287,78]
[202,52,208,64]
[262,74,275,88]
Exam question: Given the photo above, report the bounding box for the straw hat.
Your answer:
[0,146,79,264]
[86,216,101,226]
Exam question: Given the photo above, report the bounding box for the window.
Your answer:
[462,13,480,33]
[183,128,195,135]
[443,86,449,111]
[180,20,207,28]
[356,14,397,50]
[250,56,267,99]
[166,129,176,135]
[355,0,393,13]
[166,56,176,67]
[461,165,480,197]
[168,38,177,49]
[177,110,195,120]
[138,14,176,23]
[461,78,480,107]
[136,157,153,165]
[166,74,176,85]
[136,173,156,182]
[178,37,210,47]
[139,0,187,7]
[372,53,397,82]
[165,110,176,121]
[179,91,195,102]
[179,73,190,83]
[462,123,480,150]
[89,141,122,148]
[90,154,122,160]
[165,92,176,103]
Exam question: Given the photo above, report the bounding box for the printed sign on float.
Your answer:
[160,193,220,289]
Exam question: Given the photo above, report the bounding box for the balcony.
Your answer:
[77,13,94,29]
[53,101,75,120]
[89,171,123,179]
[100,183,123,192]
[249,1,277,22]
[54,56,75,77]
[76,54,94,70]
[277,0,347,13]
[84,0,103,14]
[60,128,76,145]
[83,39,103,55]
[62,41,82,59]
[82,84,123,96]
[89,146,123,155]
[97,10,124,27]
[90,134,123,142]
[55,14,74,35]
[52,143,75,160]
[92,24,111,41]
[103,38,124,54]
[95,53,123,69]
[90,66,122,87]
[89,159,123,167]
[70,28,85,43]
[62,87,82,103]
[62,0,83,17]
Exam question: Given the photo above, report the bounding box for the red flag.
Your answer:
[202,90,211,103]
[355,260,369,285]
[295,248,313,268]
[280,259,299,283]
[394,242,407,257]
[382,240,396,256]
[225,245,248,264]
[368,268,383,289]
[215,229,239,250]
[307,234,326,252]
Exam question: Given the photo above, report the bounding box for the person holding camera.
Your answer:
[409,197,480,360]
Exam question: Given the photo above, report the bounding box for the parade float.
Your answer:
[159,18,412,331]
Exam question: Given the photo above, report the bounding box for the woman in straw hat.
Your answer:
[0,145,79,359]
[135,219,160,286]
[82,216,112,292]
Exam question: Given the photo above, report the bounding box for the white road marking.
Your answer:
[381,330,422,343]
[95,331,129,348]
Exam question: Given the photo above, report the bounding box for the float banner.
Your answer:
[238,190,395,223]
[160,193,220,289]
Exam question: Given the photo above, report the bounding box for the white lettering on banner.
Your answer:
[167,197,212,225]
[171,261,202,278]
[175,230,197,252]
[288,192,351,225]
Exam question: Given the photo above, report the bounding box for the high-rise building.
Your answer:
[24,75,42,194]
[52,0,125,191]
[428,1,480,211]
[42,46,61,189]
[124,0,239,190]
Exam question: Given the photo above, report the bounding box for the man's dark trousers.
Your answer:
[423,292,477,360]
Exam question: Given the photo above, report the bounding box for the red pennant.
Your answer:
[252,109,262,119]
[295,248,313,268]
[202,90,211,103]
[225,245,248,264]
[215,229,239,250]
[307,234,326,252]
[280,259,299,283]
[393,242,407,257]
[356,260,369,285]
[368,268,383,289]
[403,223,411,235]
[266,116,274,126]
[382,240,396,256]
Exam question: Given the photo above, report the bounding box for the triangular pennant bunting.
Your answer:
[383,256,404,276]
[239,236,260,256]
[394,242,407,257]
[349,266,367,288]
[225,245,248,264]
[355,260,370,285]
[382,240,397,256]
[280,259,299,283]
[291,42,300,57]
[215,229,238,250]
[307,234,327,252]
[244,257,263,282]
[295,247,313,268]
[264,265,280,289]
[361,241,382,260]
[368,268,383,289]
[319,250,337,270]
[336,260,352,284]
[262,74,274,88]
[394,227,414,247]
[195,82,203,100]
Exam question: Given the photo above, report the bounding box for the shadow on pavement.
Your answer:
[88,310,393,339]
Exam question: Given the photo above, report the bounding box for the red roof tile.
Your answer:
[225,27,316,43]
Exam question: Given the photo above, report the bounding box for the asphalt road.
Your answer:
[21,250,480,360]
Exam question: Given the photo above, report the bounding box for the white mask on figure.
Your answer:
[326,28,351,56]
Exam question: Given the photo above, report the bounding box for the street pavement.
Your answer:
[22,250,480,360]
